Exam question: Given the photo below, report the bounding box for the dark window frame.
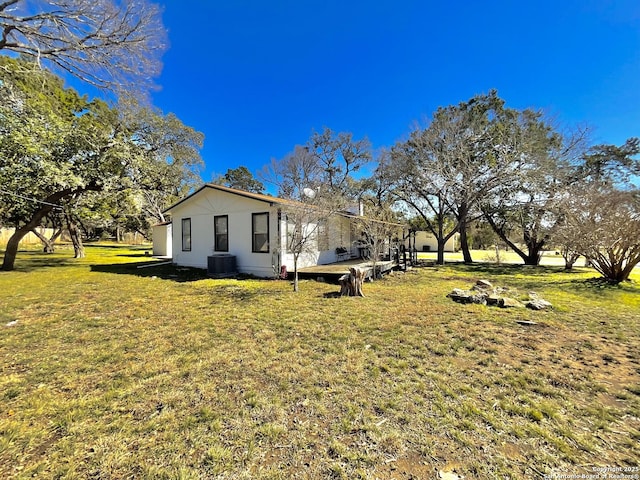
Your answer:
[181,218,191,252]
[214,215,229,252]
[252,212,270,253]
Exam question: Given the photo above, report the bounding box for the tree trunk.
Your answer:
[65,212,85,259]
[339,267,365,297]
[1,226,30,271]
[293,256,299,292]
[522,248,543,266]
[437,238,446,265]
[2,205,59,270]
[522,230,545,265]
[1,185,98,270]
[459,220,473,264]
[31,228,55,253]
[484,213,542,266]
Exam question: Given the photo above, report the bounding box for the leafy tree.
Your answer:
[392,91,531,264]
[0,0,166,94]
[0,57,202,270]
[480,123,589,265]
[579,137,640,185]
[389,133,459,265]
[214,166,265,194]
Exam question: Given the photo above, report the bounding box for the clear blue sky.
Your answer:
[148,0,639,183]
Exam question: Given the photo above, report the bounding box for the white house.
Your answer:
[410,230,459,252]
[151,222,172,257]
[161,184,397,277]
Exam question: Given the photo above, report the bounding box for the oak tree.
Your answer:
[0,0,166,95]
[0,57,203,270]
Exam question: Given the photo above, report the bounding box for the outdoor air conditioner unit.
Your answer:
[207,254,237,278]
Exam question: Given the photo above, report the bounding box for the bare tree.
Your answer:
[265,146,345,292]
[308,127,371,194]
[356,150,406,275]
[552,137,640,281]
[351,205,402,280]
[0,0,166,95]
[554,186,640,282]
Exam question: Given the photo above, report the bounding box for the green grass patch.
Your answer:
[1,245,639,478]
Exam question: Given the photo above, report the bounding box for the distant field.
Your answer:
[417,249,587,267]
[1,245,638,479]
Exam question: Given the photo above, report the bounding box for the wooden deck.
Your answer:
[297,258,398,282]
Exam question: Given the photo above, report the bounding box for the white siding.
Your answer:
[411,231,458,252]
[152,223,172,257]
[279,214,355,269]
[169,188,279,277]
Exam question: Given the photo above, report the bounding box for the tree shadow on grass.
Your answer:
[424,262,572,277]
[0,250,76,273]
[426,262,639,296]
[90,261,210,282]
[567,276,640,292]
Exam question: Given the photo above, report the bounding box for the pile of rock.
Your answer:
[447,279,552,310]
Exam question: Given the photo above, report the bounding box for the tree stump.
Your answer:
[339,267,365,297]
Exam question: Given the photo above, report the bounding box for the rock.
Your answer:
[469,293,488,305]
[449,282,547,311]
[447,289,487,304]
[486,294,501,306]
[526,299,552,310]
[498,297,524,308]
[474,279,493,289]
[447,288,470,302]
[516,320,538,326]
[439,470,463,480]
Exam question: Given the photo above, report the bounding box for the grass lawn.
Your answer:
[1,244,639,479]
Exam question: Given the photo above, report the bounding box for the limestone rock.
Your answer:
[447,289,488,305]
[486,294,501,306]
[526,299,552,310]
[474,279,493,290]
[498,297,524,308]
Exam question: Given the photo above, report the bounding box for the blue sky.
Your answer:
[148,0,639,183]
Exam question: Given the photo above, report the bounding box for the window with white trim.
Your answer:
[252,212,269,253]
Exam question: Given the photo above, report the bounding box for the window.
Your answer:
[214,215,228,251]
[252,212,269,253]
[317,220,329,251]
[181,218,191,251]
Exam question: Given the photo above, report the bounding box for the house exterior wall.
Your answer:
[280,217,320,271]
[169,188,279,277]
[152,223,172,257]
[279,213,356,270]
[411,231,458,252]
[166,185,392,277]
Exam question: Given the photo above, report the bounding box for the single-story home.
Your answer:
[151,221,172,257]
[158,184,404,277]
[409,230,459,252]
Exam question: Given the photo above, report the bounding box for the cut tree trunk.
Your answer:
[339,267,365,297]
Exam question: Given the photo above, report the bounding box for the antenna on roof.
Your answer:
[302,187,316,199]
